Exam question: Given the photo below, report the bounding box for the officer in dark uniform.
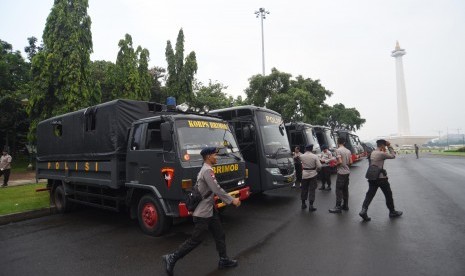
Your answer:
[162,147,241,276]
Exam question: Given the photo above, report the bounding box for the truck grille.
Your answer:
[215,162,246,191]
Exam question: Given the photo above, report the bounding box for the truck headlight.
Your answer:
[266,168,281,175]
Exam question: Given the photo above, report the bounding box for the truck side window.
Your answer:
[146,121,162,150]
[131,124,143,150]
[84,109,96,131]
[291,132,303,146]
[234,122,243,141]
[53,124,63,137]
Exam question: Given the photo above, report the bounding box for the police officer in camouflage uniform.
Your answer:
[162,147,241,276]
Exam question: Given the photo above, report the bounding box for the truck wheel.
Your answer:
[53,185,72,213]
[137,194,170,236]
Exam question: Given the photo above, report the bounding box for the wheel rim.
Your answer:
[141,202,158,229]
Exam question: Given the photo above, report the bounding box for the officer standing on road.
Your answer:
[329,137,352,213]
[162,147,241,276]
[414,144,419,159]
[293,146,302,188]
[0,149,12,187]
[300,144,322,211]
[359,139,403,221]
[318,145,333,191]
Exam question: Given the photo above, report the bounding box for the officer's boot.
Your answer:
[318,185,325,190]
[329,201,342,213]
[301,200,307,209]
[308,200,317,211]
[389,210,403,218]
[341,202,349,211]
[359,207,371,221]
[162,252,180,276]
[219,257,238,269]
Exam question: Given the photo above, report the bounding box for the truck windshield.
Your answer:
[176,119,239,161]
[325,129,337,148]
[256,111,291,158]
[305,128,320,151]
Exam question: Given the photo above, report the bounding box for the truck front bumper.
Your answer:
[178,186,251,217]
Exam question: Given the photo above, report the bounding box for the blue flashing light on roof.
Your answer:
[166,97,176,110]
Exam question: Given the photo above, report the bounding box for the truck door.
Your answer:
[141,119,178,197]
[127,119,178,197]
[127,123,147,183]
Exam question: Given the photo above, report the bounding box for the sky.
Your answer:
[1,0,465,141]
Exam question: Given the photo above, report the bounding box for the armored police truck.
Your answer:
[36,99,249,236]
[313,125,337,152]
[210,106,295,193]
[285,122,321,154]
[334,129,365,162]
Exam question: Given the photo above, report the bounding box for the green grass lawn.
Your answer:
[11,153,33,174]
[0,183,50,215]
[432,151,465,157]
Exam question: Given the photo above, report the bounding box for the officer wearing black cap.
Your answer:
[300,144,322,211]
[163,147,241,275]
[359,139,403,221]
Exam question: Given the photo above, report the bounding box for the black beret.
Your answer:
[200,147,218,157]
[376,139,387,146]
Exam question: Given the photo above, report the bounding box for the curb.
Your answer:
[0,206,57,226]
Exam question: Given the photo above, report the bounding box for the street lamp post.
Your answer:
[255,7,270,75]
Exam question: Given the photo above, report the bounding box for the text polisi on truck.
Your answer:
[36,97,250,236]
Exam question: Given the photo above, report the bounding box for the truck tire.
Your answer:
[137,194,171,236]
[53,185,72,213]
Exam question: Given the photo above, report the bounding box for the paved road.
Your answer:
[1,153,464,276]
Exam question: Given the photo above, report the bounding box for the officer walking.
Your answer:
[359,139,403,221]
[162,147,241,276]
[0,149,12,187]
[329,137,352,213]
[300,144,322,211]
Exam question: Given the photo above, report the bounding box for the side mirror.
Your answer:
[160,122,172,151]
[279,125,285,136]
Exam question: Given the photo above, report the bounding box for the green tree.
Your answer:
[27,0,98,142]
[165,29,197,103]
[24,36,43,62]
[190,80,232,110]
[0,40,31,152]
[149,66,166,102]
[137,47,152,100]
[89,60,115,102]
[244,68,365,131]
[323,103,366,131]
[245,68,333,123]
[112,34,151,101]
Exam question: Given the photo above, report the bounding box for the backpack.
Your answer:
[185,184,212,212]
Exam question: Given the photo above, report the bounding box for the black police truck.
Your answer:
[210,106,295,193]
[285,122,321,154]
[36,99,249,236]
